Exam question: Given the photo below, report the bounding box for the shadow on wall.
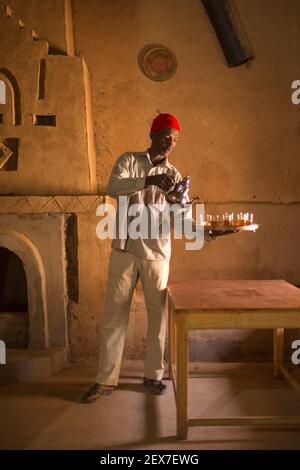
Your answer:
[188,329,273,362]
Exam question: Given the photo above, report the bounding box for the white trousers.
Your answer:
[96,248,170,386]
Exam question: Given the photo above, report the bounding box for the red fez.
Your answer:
[150,113,180,133]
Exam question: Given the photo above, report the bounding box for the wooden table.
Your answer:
[167,280,300,439]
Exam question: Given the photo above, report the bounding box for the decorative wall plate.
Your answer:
[139,44,177,81]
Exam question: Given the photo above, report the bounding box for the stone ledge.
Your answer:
[0,347,68,383]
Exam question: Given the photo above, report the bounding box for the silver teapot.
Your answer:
[165,175,198,206]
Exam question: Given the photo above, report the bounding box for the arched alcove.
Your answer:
[0,228,49,348]
[0,68,22,125]
[0,247,29,348]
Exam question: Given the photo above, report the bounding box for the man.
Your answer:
[81,113,210,403]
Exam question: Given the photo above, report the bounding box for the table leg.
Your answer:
[168,299,175,381]
[176,316,188,439]
[273,328,284,378]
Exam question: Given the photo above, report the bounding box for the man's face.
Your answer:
[150,128,179,157]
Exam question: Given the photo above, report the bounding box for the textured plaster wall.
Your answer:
[69,0,300,361]
[1,0,300,362]
[0,213,68,348]
[72,0,300,202]
[7,0,68,53]
[68,213,111,362]
[0,6,92,194]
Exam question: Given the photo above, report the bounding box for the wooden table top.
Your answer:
[168,280,300,311]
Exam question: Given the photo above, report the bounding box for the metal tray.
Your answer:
[204,223,259,237]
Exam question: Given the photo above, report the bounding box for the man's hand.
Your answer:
[145,174,175,192]
[204,231,216,242]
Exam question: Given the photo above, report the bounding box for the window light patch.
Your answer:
[0,81,5,104]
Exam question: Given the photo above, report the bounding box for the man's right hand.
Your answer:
[145,174,175,192]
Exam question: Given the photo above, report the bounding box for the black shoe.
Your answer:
[81,383,115,403]
[143,377,167,395]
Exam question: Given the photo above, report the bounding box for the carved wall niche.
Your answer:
[0,247,29,348]
[0,68,22,126]
[0,69,21,172]
[0,227,49,349]
[0,138,19,171]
